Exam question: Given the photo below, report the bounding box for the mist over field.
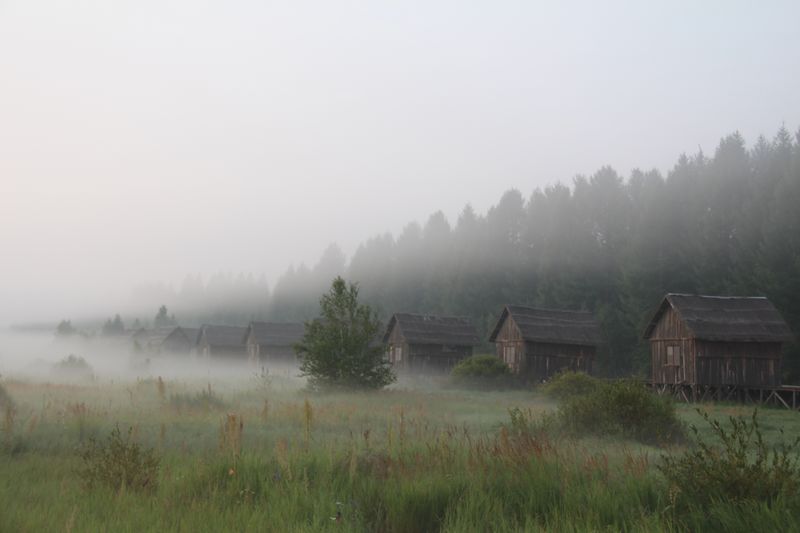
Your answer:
[2,3,800,531]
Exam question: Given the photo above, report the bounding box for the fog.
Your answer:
[0,329,305,386]
[2,1,799,327]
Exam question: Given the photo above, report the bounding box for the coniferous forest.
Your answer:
[137,127,800,378]
[265,127,800,379]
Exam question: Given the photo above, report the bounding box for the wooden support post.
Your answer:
[770,391,790,410]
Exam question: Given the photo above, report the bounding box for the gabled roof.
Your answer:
[130,327,174,346]
[162,327,199,346]
[246,322,305,347]
[199,325,247,349]
[130,327,174,340]
[383,313,480,346]
[488,305,602,346]
[643,294,794,342]
[181,327,200,344]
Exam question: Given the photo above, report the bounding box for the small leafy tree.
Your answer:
[296,277,394,390]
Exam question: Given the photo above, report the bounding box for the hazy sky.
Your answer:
[1,0,798,325]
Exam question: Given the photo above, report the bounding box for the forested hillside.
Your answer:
[270,127,800,378]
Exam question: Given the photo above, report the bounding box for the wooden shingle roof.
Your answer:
[489,305,602,346]
[247,322,305,347]
[643,294,794,342]
[383,313,480,346]
[162,327,199,346]
[199,325,247,349]
[130,327,174,347]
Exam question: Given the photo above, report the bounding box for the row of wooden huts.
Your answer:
[386,294,795,389]
[143,322,306,365]
[383,306,601,378]
[134,293,795,389]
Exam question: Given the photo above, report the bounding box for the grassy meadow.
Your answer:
[2,373,800,532]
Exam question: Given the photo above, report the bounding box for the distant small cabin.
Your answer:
[244,322,305,365]
[161,327,199,354]
[130,327,174,354]
[488,305,601,380]
[644,294,794,387]
[196,325,247,358]
[383,313,480,373]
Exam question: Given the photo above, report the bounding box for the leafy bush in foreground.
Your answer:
[451,355,512,388]
[540,371,602,400]
[558,379,684,445]
[659,409,800,508]
[80,426,160,492]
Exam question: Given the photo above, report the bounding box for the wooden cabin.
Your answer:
[244,321,305,365]
[130,327,174,354]
[488,305,601,380]
[160,327,199,354]
[644,294,794,387]
[196,325,247,359]
[383,313,480,373]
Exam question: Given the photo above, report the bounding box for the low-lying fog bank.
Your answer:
[0,330,304,385]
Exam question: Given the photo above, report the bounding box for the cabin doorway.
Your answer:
[666,344,685,383]
[503,344,520,372]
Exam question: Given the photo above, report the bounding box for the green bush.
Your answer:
[659,409,800,508]
[540,371,602,400]
[558,379,684,445]
[53,354,93,378]
[169,388,227,411]
[451,355,512,388]
[79,426,160,492]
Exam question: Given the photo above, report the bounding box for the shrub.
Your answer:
[53,354,93,378]
[452,355,510,378]
[450,355,512,388]
[0,383,13,410]
[540,371,602,400]
[558,379,684,445]
[169,388,226,411]
[659,409,800,508]
[79,425,160,492]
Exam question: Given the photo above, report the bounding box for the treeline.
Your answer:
[270,127,800,378]
[128,127,799,379]
[132,273,271,326]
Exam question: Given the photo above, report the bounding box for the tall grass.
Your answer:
[1,379,798,532]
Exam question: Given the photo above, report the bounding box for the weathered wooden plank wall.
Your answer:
[650,305,782,387]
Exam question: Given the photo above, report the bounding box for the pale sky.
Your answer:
[1,0,798,324]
